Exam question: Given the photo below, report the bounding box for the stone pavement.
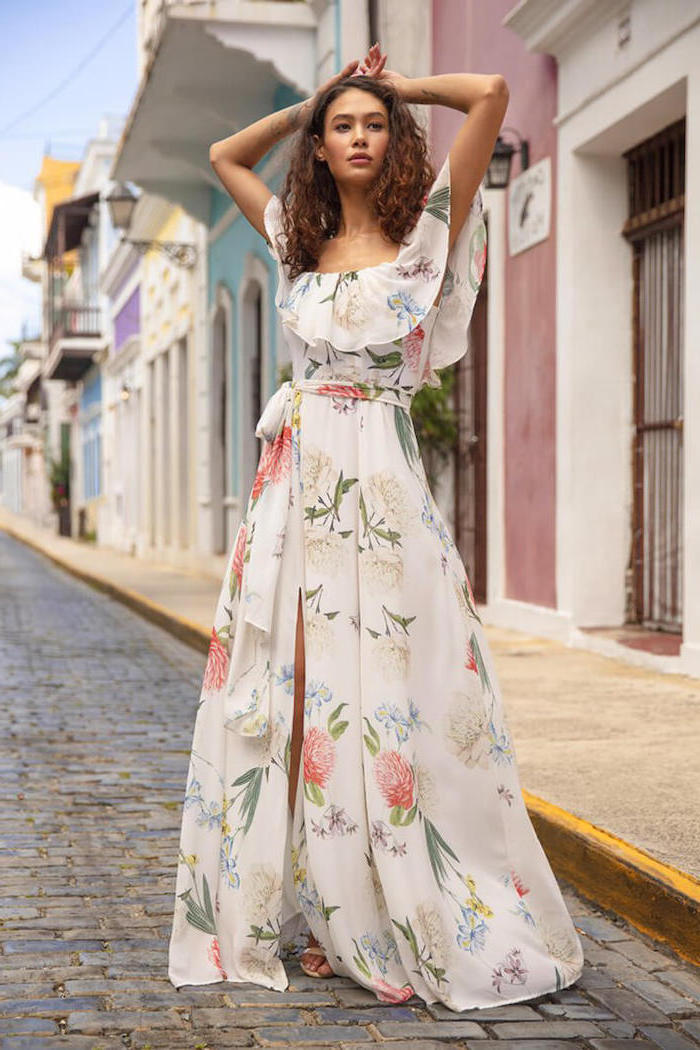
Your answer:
[0,505,698,880]
[1,531,700,1049]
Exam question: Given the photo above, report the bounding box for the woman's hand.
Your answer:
[356,43,411,98]
[301,58,362,121]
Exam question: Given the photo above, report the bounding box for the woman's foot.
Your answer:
[299,933,334,978]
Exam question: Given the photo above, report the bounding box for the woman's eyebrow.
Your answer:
[331,111,386,120]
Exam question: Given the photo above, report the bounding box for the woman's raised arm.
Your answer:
[209,59,361,242]
[405,72,509,253]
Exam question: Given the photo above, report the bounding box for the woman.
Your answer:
[167,43,585,1010]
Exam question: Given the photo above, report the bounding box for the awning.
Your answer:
[43,192,99,260]
[110,3,316,223]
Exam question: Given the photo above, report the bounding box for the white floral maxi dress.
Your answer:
[167,153,585,1010]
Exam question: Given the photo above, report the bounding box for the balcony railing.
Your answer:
[50,304,101,349]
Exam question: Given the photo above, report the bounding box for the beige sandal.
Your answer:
[299,943,334,978]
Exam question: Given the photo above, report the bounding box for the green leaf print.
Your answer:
[352,937,373,979]
[248,924,279,943]
[424,817,460,890]
[178,871,217,936]
[365,347,404,370]
[470,631,495,697]
[424,183,450,225]
[304,779,325,807]
[383,606,416,634]
[392,916,420,962]
[461,578,482,624]
[232,766,264,835]
[328,703,348,737]
[393,915,449,988]
[318,270,360,303]
[323,903,340,920]
[389,802,418,827]
[394,405,422,472]
[363,717,380,757]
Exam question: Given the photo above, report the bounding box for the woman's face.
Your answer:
[314,87,390,185]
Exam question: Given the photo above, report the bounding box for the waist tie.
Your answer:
[223,378,413,738]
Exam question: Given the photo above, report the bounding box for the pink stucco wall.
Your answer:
[432,0,558,609]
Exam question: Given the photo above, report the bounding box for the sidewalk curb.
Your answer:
[525,790,700,965]
[2,520,698,966]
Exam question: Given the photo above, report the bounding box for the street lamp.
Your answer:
[105,183,197,268]
[486,127,530,189]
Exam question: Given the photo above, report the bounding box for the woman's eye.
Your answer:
[335,122,384,131]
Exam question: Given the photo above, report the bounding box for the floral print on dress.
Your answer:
[168,152,584,1009]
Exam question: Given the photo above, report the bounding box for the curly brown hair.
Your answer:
[273,75,436,280]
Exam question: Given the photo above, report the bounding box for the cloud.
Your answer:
[0,180,42,355]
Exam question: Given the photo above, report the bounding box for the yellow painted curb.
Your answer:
[524,789,700,965]
[3,520,699,965]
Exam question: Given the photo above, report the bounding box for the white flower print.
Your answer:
[415,903,451,971]
[366,470,417,534]
[372,634,410,680]
[304,610,335,659]
[254,712,288,768]
[333,278,371,329]
[239,946,285,983]
[444,691,491,768]
[413,761,438,821]
[243,864,283,925]
[305,526,348,575]
[535,914,584,983]
[303,445,334,505]
[359,547,404,593]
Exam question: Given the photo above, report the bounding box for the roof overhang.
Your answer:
[43,192,99,260]
[110,2,316,223]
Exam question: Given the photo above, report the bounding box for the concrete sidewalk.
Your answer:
[1,505,698,959]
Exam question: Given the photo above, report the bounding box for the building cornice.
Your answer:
[502,0,630,56]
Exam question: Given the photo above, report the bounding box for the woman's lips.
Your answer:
[349,156,371,164]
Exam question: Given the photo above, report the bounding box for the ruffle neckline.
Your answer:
[263,153,486,365]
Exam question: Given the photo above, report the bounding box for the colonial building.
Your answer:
[439,0,697,675]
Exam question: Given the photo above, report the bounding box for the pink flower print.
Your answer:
[492,947,528,993]
[372,978,414,1003]
[375,750,415,810]
[475,240,487,284]
[251,424,292,501]
[315,382,368,400]
[208,935,228,980]
[303,727,336,788]
[403,323,425,371]
[465,638,478,674]
[203,627,229,691]
[511,870,530,897]
[231,522,247,596]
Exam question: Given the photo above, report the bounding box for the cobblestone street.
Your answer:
[1,530,699,1050]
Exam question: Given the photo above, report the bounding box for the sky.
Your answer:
[0,0,138,364]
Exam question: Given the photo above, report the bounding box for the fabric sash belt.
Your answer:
[222,378,413,738]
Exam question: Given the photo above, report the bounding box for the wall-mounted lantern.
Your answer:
[105,183,197,268]
[486,127,530,189]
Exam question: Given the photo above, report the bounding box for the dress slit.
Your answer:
[289,585,306,816]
